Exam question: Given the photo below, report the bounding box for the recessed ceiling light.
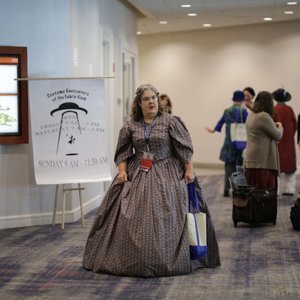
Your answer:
[159,21,168,24]
[287,1,298,5]
[187,13,197,16]
[137,31,142,35]
[203,23,212,27]
[284,10,294,14]
[181,4,191,8]
[263,17,273,21]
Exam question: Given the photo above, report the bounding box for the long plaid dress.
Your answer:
[83,113,220,277]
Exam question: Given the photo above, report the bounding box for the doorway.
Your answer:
[122,51,136,124]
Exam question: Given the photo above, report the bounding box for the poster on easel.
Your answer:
[29,78,112,184]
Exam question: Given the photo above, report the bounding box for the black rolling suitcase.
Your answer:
[232,186,252,226]
[290,200,300,230]
[232,186,277,227]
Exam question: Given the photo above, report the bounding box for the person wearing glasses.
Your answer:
[83,84,220,277]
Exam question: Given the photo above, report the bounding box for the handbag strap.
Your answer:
[240,108,244,124]
[187,182,201,213]
[232,106,244,124]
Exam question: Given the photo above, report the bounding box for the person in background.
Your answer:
[244,91,283,189]
[83,84,220,277]
[298,113,300,147]
[160,94,172,114]
[243,87,256,110]
[272,88,297,196]
[205,90,248,197]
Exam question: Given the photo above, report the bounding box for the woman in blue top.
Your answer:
[206,90,248,197]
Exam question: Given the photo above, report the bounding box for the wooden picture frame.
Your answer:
[0,46,28,144]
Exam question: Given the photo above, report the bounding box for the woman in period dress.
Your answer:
[272,88,297,195]
[83,84,220,277]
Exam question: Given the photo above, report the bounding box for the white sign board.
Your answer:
[29,78,111,184]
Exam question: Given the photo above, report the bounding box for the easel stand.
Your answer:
[52,183,85,229]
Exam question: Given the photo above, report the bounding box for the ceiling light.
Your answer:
[187,13,197,16]
[159,21,168,24]
[181,4,191,8]
[263,17,273,21]
[284,10,294,14]
[203,23,212,27]
[286,1,298,4]
[136,31,142,35]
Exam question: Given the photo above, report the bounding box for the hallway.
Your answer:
[0,174,299,299]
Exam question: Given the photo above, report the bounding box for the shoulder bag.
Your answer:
[230,108,247,150]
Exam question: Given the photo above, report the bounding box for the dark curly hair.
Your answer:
[243,87,256,98]
[252,91,274,116]
[130,84,163,121]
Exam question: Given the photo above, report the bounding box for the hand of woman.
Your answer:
[245,100,254,109]
[117,161,128,183]
[117,170,128,183]
[184,169,195,184]
[205,127,215,133]
[184,160,195,184]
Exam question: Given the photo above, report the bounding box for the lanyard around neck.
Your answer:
[142,116,157,148]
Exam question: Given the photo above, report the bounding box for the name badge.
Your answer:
[140,152,154,172]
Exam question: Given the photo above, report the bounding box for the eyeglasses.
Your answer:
[141,95,158,102]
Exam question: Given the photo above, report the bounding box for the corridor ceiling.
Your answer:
[124,0,300,34]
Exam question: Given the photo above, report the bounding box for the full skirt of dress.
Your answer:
[82,156,221,277]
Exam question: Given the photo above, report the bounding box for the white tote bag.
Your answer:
[187,212,207,250]
[230,108,247,150]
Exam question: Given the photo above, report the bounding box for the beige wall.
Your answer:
[138,20,300,167]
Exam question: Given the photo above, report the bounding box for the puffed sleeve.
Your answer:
[169,115,194,162]
[114,121,133,166]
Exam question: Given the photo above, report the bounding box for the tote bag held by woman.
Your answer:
[187,182,207,260]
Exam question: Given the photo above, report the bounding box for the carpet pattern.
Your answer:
[0,174,300,300]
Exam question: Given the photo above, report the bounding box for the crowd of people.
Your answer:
[206,87,297,197]
[81,83,297,278]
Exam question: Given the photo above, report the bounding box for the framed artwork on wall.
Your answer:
[0,46,28,144]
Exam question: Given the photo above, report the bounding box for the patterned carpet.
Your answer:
[0,174,300,300]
